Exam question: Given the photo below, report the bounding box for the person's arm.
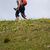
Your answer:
[18,0,21,7]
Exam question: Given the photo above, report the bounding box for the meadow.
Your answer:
[0,19,50,50]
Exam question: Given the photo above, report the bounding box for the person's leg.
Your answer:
[15,10,19,20]
[20,5,27,19]
[21,12,27,19]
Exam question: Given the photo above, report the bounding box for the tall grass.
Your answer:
[0,19,50,50]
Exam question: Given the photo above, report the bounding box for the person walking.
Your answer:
[14,0,27,20]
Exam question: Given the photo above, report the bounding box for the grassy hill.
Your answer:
[0,19,50,50]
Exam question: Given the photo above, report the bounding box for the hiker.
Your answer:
[14,0,27,20]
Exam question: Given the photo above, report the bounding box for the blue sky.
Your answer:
[0,0,50,20]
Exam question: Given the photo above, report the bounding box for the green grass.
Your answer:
[0,19,50,50]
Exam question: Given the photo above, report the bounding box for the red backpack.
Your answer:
[22,0,27,6]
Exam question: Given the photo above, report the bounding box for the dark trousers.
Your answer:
[15,5,26,18]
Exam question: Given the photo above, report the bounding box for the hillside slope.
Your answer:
[0,19,50,50]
